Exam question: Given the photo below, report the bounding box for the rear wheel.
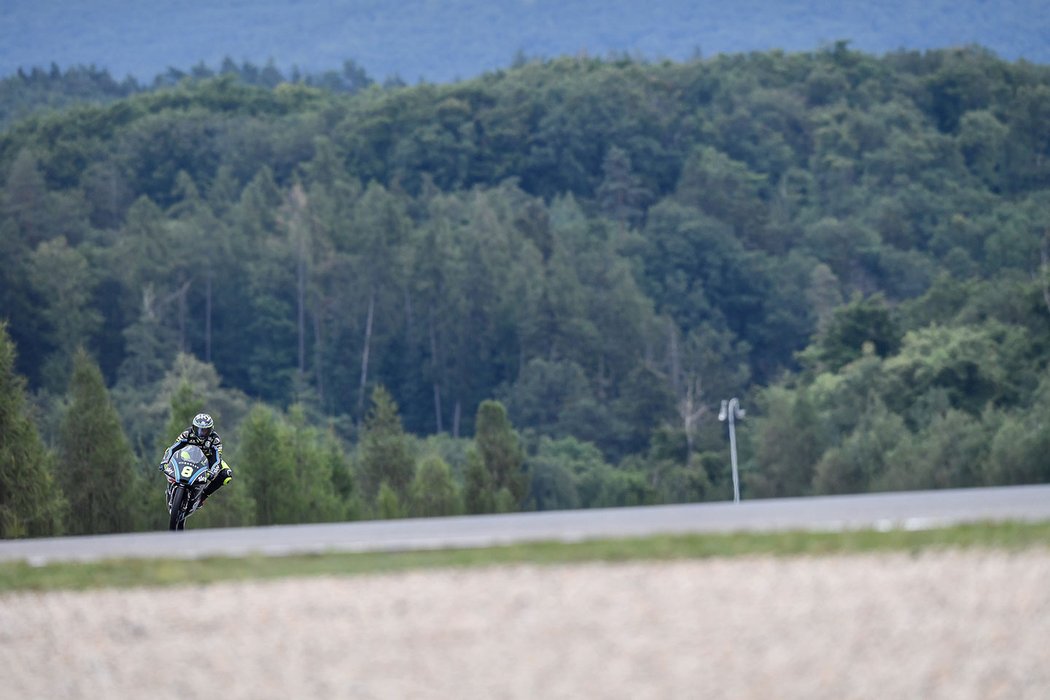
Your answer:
[169,486,186,531]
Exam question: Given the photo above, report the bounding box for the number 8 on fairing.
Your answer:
[181,465,193,478]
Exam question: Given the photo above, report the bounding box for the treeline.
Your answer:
[8,0,1049,89]
[0,58,377,130]
[2,45,1050,536]
[0,323,538,536]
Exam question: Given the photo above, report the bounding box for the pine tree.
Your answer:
[123,380,203,533]
[161,382,257,530]
[240,404,298,525]
[472,400,528,509]
[57,347,136,534]
[286,404,344,522]
[411,454,460,517]
[463,449,493,515]
[0,322,66,537]
[163,381,204,444]
[358,386,416,504]
[28,238,103,392]
[375,482,403,519]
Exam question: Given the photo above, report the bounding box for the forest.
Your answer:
[1,43,1050,537]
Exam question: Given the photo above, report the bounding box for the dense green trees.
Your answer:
[237,404,347,525]
[2,45,1050,536]
[358,386,416,511]
[411,454,461,516]
[466,400,527,513]
[0,323,65,536]
[56,349,136,534]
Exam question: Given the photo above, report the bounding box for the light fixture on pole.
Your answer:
[718,398,745,503]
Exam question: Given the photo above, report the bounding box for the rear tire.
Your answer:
[169,486,186,531]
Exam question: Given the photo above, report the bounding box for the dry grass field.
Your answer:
[2,549,1048,699]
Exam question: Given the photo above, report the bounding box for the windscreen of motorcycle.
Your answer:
[170,445,210,485]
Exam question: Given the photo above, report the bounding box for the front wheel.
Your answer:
[169,486,186,531]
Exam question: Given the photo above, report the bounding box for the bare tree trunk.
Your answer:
[282,182,311,384]
[678,375,708,456]
[296,204,309,379]
[313,303,325,407]
[429,315,443,432]
[297,247,306,376]
[404,287,414,338]
[204,268,212,363]
[668,319,682,396]
[159,280,191,326]
[357,287,376,418]
[1041,230,1050,315]
[175,278,190,354]
[433,384,443,433]
[453,400,462,439]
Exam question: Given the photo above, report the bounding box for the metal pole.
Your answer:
[728,406,739,503]
[719,398,744,504]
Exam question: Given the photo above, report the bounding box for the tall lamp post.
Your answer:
[718,398,745,503]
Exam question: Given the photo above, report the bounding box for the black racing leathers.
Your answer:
[161,429,232,499]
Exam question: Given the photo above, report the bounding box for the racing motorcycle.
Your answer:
[161,445,212,531]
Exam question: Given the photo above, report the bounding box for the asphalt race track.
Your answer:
[2,484,1048,565]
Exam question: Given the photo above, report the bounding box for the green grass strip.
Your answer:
[2,520,1049,592]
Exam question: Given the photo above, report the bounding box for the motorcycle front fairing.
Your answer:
[163,445,211,515]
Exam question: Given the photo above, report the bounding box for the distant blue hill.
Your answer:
[1,0,1047,84]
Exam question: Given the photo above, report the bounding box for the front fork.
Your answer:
[165,479,178,513]
[167,479,202,516]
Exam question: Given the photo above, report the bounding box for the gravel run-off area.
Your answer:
[1,549,1049,699]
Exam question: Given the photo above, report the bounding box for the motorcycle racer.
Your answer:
[160,412,232,507]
